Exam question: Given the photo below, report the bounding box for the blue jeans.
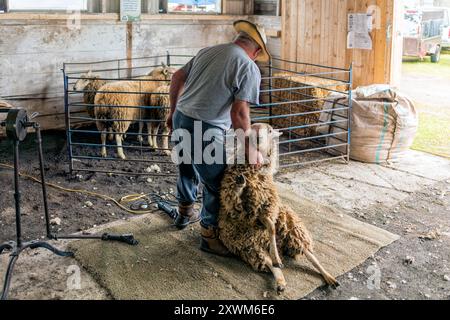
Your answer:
[172,110,227,228]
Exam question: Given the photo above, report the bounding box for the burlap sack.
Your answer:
[319,85,418,163]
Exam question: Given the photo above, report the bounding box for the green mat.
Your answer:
[69,184,399,300]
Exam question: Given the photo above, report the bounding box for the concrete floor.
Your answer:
[2,150,449,300]
[278,151,450,300]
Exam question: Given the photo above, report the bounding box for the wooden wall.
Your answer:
[282,0,400,88]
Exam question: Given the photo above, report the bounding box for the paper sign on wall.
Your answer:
[347,13,373,50]
[120,0,142,22]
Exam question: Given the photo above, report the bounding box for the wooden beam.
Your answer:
[266,28,281,38]
[0,12,248,21]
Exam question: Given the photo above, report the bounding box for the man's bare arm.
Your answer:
[231,100,263,166]
[230,99,252,134]
[167,69,188,131]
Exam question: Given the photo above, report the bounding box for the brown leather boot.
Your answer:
[174,203,201,230]
[200,225,232,257]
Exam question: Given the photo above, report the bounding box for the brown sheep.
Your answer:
[94,66,176,159]
[219,123,338,293]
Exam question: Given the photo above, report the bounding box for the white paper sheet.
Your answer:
[347,13,373,50]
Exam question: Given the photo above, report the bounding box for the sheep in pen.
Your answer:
[71,65,176,160]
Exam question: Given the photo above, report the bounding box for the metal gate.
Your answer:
[63,54,352,176]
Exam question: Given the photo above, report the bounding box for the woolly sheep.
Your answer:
[94,66,176,159]
[73,71,114,140]
[147,85,171,155]
[219,123,339,293]
[73,70,107,118]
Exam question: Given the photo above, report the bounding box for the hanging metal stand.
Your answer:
[0,108,138,300]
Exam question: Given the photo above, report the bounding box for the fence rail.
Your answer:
[64,54,352,176]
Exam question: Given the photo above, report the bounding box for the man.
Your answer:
[166,20,271,256]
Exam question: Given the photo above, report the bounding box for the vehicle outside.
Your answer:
[168,0,221,13]
[442,11,450,48]
[403,7,449,62]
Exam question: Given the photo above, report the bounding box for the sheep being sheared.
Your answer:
[219,123,339,293]
[147,85,171,155]
[94,65,176,159]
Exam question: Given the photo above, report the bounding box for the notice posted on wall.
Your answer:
[120,0,142,22]
[347,13,373,50]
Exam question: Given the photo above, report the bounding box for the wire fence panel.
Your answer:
[255,57,352,168]
[63,53,190,176]
[63,54,352,176]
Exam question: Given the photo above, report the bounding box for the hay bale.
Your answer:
[271,73,347,137]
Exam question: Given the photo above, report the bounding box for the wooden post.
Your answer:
[126,22,133,78]
[222,0,228,14]
[0,0,9,12]
[159,0,167,13]
[144,0,159,14]
[101,0,108,13]
[244,0,254,15]
[389,0,404,86]
[276,0,281,16]
[87,0,101,13]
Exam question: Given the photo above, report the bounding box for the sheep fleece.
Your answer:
[85,78,107,118]
[148,85,170,121]
[219,165,313,272]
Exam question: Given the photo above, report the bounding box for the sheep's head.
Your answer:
[249,123,283,174]
[73,70,98,91]
[148,64,177,81]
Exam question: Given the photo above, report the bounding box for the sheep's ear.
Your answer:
[161,62,167,68]
[87,70,93,76]
[273,130,283,138]
[163,68,169,76]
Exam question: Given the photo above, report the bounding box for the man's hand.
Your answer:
[231,100,265,168]
[246,145,265,168]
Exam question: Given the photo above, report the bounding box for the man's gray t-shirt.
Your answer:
[176,43,261,130]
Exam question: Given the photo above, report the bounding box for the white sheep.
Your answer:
[94,66,176,159]
[219,123,339,293]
